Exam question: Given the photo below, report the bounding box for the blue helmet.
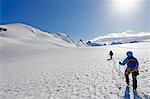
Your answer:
[126,51,133,57]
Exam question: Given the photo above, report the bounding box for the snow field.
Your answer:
[0,24,150,99]
[1,42,150,99]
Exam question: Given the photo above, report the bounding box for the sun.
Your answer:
[111,0,141,15]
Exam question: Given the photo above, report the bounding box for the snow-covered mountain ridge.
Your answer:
[1,23,150,47]
[90,32,150,45]
[0,23,76,48]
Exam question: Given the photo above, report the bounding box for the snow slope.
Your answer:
[0,37,150,99]
[0,23,76,48]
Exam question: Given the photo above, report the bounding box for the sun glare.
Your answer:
[111,0,141,15]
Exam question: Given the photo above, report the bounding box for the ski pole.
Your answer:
[117,62,122,99]
[118,64,121,90]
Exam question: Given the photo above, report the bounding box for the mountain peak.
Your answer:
[0,23,75,48]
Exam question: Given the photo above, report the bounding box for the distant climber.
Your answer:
[108,51,113,60]
[31,29,35,34]
[0,27,7,32]
[119,51,139,92]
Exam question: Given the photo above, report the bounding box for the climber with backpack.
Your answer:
[119,51,139,92]
[109,50,113,60]
[107,51,113,61]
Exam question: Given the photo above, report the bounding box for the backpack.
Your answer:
[109,51,113,56]
[127,57,138,70]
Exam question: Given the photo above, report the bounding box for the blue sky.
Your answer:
[1,0,150,41]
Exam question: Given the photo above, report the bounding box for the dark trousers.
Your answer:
[110,55,113,60]
[125,68,138,90]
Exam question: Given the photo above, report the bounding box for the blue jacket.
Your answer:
[120,56,139,68]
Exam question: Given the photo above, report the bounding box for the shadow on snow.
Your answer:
[124,86,143,99]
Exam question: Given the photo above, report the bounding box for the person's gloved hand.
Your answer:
[119,61,122,65]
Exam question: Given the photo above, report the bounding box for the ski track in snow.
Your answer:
[0,43,150,99]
